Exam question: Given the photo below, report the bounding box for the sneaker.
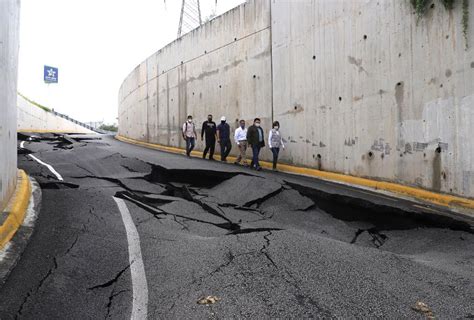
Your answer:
[256,166,262,171]
[209,157,215,161]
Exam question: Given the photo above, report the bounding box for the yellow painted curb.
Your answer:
[0,170,32,249]
[116,135,474,211]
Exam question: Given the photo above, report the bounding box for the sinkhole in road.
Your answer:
[287,181,472,234]
[118,163,472,238]
[144,164,244,188]
[16,133,472,245]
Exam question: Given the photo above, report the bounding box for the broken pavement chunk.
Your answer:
[259,189,314,212]
[197,296,220,305]
[141,194,185,205]
[206,175,282,207]
[119,178,167,194]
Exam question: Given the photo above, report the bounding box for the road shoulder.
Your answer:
[0,171,41,285]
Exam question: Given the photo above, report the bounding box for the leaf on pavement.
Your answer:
[197,296,220,305]
[412,301,434,319]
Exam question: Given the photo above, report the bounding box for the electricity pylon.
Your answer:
[177,0,202,38]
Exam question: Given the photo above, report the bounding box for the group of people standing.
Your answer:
[182,115,284,171]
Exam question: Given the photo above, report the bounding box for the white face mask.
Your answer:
[188,119,192,123]
[274,126,279,130]
[255,123,261,127]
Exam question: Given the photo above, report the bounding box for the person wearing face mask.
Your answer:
[268,121,285,171]
[201,114,217,160]
[182,115,197,157]
[246,118,265,171]
[234,119,248,166]
[216,116,232,162]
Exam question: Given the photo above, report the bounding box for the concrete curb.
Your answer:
[0,170,32,249]
[115,135,474,215]
[0,177,41,285]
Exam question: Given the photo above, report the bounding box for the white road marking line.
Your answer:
[113,197,149,320]
[27,154,64,181]
[20,141,25,149]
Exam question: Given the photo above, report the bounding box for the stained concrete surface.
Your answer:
[0,134,472,319]
[119,0,474,198]
[0,0,20,210]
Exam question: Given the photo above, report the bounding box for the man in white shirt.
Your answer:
[234,119,248,166]
[182,115,197,157]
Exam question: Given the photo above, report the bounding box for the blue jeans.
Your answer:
[185,137,195,156]
[271,147,280,168]
[251,145,261,168]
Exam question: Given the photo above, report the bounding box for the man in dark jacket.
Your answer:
[217,116,232,162]
[201,114,217,160]
[246,118,265,170]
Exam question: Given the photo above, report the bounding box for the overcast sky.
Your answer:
[18,0,245,124]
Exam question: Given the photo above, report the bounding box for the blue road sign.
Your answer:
[44,65,58,83]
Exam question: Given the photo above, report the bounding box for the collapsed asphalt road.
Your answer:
[0,133,472,319]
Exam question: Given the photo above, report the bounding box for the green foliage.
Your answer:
[17,92,51,113]
[463,0,469,49]
[99,123,118,132]
[410,0,469,49]
[441,0,456,10]
[411,0,430,21]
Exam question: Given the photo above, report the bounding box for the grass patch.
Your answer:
[17,92,52,113]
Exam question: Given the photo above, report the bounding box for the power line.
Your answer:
[177,0,202,38]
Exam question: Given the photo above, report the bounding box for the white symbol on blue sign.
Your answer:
[44,65,58,83]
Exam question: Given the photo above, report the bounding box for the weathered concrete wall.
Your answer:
[17,95,95,134]
[119,0,474,198]
[118,0,272,149]
[0,0,20,211]
[271,0,474,198]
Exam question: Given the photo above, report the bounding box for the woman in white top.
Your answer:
[268,121,285,170]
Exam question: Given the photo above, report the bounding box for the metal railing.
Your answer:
[51,110,108,134]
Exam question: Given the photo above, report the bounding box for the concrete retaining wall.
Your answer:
[0,0,20,211]
[118,0,272,147]
[119,0,474,198]
[17,95,95,134]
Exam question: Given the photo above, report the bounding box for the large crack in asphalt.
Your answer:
[15,257,58,319]
[287,181,473,234]
[14,229,83,319]
[105,288,129,320]
[18,137,472,252]
[18,132,103,151]
[88,263,132,290]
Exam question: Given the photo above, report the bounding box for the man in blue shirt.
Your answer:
[217,116,232,162]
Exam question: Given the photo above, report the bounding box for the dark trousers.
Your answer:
[251,145,262,168]
[203,138,216,159]
[185,137,195,156]
[271,147,280,169]
[220,139,232,161]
